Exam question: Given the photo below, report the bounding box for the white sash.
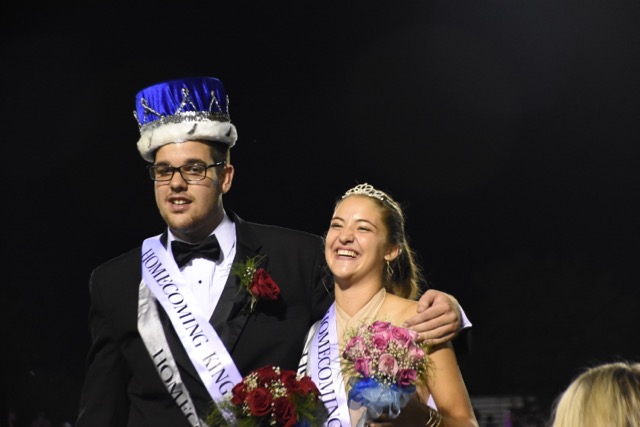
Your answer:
[298,303,350,426]
[138,236,242,425]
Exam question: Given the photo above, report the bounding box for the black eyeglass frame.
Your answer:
[147,161,226,182]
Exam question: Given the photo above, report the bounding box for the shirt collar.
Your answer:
[166,209,236,262]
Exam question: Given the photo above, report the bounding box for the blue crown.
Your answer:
[133,76,238,162]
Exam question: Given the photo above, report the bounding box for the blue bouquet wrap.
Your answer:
[348,377,416,421]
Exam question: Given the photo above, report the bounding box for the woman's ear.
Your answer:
[384,245,400,262]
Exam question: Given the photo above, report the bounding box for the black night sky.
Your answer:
[2,2,640,425]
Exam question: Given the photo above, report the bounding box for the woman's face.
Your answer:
[325,195,393,286]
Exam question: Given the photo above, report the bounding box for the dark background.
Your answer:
[2,2,639,425]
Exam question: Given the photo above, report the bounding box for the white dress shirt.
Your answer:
[167,210,237,319]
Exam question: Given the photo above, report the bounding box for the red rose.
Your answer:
[246,387,272,416]
[279,370,300,392]
[296,375,321,396]
[254,365,280,384]
[273,396,296,427]
[303,375,321,396]
[250,269,280,300]
[206,365,326,427]
[230,382,248,405]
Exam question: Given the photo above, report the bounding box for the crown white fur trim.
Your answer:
[136,121,237,162]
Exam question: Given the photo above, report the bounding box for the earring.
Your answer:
[386,260,394,277]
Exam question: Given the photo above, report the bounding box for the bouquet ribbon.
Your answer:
[348,378,416,423]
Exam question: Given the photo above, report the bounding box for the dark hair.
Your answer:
[205,140,231,164]
[151,140,231,163]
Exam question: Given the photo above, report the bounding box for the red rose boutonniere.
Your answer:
[232,255,280,312]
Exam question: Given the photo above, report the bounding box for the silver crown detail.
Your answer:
[342,183,386,201]
[134,87,230,130]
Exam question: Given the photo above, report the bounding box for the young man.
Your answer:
[76,76,471,427]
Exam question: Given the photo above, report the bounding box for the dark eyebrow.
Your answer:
[331,216,378,229]
[183,158,209,165]
[356,219,378,229]
[154,159,208,166]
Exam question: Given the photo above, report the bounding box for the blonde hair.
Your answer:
[550,361,640,427]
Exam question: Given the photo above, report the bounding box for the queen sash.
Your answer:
[298,303,350,426]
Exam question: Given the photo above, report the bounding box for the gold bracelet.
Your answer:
[425,408,443,427]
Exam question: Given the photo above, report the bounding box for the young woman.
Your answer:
[299,183,478,427]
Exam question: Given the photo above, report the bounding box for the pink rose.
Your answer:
[354,357,372,377]
[390,326,413,347]
[372,331,390,350]
[377,353,399,376]
[396,368,417,387]
[343,336,367,358]
[408,343,425,362]
[371,320,392,332]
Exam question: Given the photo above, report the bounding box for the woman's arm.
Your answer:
[425,342,479,427]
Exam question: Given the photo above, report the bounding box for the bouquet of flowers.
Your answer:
[232,255,280,312]
[206,365,328,427]
[342,320,431,422]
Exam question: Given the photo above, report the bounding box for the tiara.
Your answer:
[342,183,386,201]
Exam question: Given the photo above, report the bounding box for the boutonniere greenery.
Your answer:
[231,255,280,312]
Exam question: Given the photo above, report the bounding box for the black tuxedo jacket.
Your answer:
[76,211,334,426]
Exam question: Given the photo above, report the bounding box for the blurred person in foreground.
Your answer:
[76,76,472,427]
[550,360,640,427]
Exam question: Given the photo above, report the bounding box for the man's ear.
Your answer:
[220,164,234,194]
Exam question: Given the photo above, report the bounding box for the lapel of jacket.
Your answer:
[210,211,264,352]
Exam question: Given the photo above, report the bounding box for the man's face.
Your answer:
[152,140,234,242]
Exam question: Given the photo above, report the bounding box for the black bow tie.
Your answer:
[171,234,221,268]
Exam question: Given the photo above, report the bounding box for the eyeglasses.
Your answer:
[148,161,226,182]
